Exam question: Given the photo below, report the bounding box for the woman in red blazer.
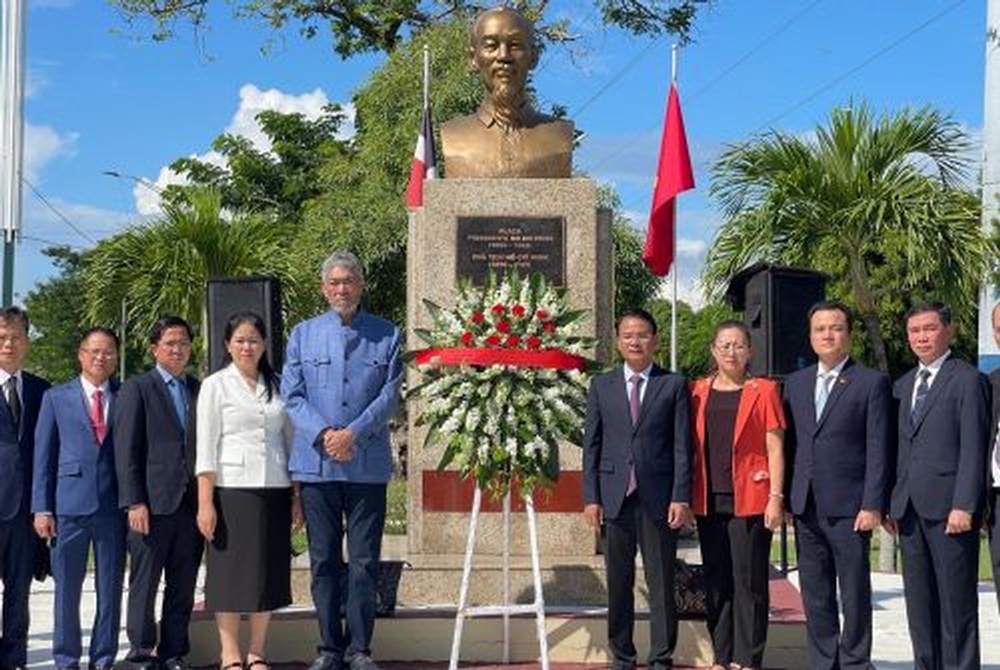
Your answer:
[689,320,785,670]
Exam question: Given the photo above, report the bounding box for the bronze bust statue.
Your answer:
[441,7,574,178]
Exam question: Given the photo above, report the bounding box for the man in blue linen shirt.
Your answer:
[281,251,402,670]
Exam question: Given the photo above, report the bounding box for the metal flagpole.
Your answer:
[669,44,679,372]
[1,0,26,307]
[422,44,430,108]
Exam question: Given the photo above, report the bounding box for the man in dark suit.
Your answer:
[582,308,692,670]
[886,302,989,670]
[115,316,203,670]
[987,300,1000,616]
[0,307,50,670]
[783,301,892,670]
[32,327,126,670]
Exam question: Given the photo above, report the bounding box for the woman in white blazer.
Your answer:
[195,311,302,670]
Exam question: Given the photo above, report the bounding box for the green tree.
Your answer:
[24,247,89,383]
[82,187,303,370]
[705,102,992,377]
[108,0,710,57]
[163,105,351,223]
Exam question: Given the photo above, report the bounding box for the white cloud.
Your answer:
[24,122,77,182]
[26,69,47,99]
[137,84,352,215]
[23,195,135,246]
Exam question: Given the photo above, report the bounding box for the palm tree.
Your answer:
[705,102,990,373]
[83,187,302,367]
[703,102,994,571]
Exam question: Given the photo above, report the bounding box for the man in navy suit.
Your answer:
[33,327,126,670]
[114,316,202,670]
[0,306,50,670]
[783,301,892,670]
[886,302,989,670]
[582,308,692,670]
[987,301,1000,616]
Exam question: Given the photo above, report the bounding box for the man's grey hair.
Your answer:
[320,250,365,283]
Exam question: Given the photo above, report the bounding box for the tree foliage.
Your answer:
[164,105,351,223]
[24,247,89,383]
[704,102,994,378]
[107,0,710,58]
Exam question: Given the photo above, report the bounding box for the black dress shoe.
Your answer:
[346,655,380,670]
[161,657,189,670]
[307,654,342,670]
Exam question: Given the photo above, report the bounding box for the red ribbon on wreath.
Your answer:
[413,347,587,371]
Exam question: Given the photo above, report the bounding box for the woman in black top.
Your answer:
[689,321,786,670]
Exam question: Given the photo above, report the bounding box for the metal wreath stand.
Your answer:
[448,483,550,670]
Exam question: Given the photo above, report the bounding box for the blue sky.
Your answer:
[19,0,987,305]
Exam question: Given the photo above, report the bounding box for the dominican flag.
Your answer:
[405,106,437,209]
[642,82,695,276]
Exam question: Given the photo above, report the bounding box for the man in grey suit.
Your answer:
[582,308,692,670]
[886,302,990,670]
[988,300,1000,616]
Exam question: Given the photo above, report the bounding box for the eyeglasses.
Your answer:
[158,340,192,351]
[714,342,749,353]
[80,348,118,359]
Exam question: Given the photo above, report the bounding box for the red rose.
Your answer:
[496,320,512,334]
[461,331,474,346]
[505,335,521,348]
[512,304,526,318]
[491,304,506,316]
[543,321,556,333]
[471,312,485,324]
[526,336,542,350]
[535,309,550,320]
[486,334,502,347]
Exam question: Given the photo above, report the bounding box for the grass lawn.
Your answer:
[770,528,995,581]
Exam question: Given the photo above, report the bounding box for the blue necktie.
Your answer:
[166,377,188,432]
[910,369,931,425]
[815,372,833,419]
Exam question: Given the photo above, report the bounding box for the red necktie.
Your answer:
[91,388,106,445]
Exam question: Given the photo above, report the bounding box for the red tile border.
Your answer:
[422,471,584,513]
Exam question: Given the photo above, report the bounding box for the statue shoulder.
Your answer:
[441,114,482,142]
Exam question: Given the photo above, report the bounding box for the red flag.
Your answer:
[642,83,695,276]
[405,106,437,209]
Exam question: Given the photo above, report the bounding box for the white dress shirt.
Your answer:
[79,376,111,418]
[910,350,951,410]
[623,362,653,404]
[992,416,1000,490]
[196,364,292,488]
[816,356,849,400]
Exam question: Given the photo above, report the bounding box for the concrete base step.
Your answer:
[194,573,806,669]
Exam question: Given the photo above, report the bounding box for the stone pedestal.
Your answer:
[406,178,613,562]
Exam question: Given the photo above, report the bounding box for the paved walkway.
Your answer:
[21,571,1000,669]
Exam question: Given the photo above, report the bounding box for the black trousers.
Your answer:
[794,503,873,670]
[696,512,771,668]
[125,507,204,661]
[898,505,980,670]
[0,513,35,668]
[604,493,678,669]
[989,489,1000,618]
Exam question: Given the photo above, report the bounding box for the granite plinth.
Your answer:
[406,178,613,561]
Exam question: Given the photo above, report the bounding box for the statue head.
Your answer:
[469,7,538,113]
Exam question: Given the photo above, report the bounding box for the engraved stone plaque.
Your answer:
[455,216,565,286]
